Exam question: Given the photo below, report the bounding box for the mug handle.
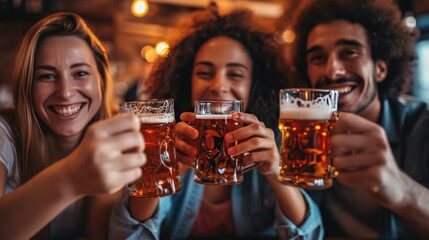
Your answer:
[327,111,339,177]
[241,152,263,173]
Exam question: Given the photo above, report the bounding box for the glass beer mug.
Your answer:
[193,100,259,185]
[120,99,182,197]
[279,89,339,189]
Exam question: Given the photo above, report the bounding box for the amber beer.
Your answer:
[279,89,338,189]
[120,99,182,198]
[194,114,244,184]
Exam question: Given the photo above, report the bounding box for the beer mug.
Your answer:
[279,89,339,189]
[193,100,259,185]
[119,99,182,198]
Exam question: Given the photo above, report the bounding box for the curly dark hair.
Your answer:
[145,7,284,131]
[291,0,418,97]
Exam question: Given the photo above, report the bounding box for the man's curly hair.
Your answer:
[145,8,284,131]
[291,0,418,98]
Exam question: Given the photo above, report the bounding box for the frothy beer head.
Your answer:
[280,88,338,120]
[280,108,333,120]
[140,113,175,123]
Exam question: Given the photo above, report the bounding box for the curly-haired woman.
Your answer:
[110,6,323,240]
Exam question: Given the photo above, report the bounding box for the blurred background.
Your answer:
[1,0,429,107]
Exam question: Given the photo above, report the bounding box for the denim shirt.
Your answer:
[110,169,323,239]
[307,96,429,239]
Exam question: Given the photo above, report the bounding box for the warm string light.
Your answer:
[131,0,149,17]
[141,45,157,63]
[281,29,296,44]
[155,41,169,56]
[141,42,170,62]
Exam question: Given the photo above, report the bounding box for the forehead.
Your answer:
[195,36,253,66]
[307,20,370,51]
[35,35,95,65]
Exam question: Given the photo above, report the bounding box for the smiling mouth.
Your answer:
[336,86,353,94]
[50,104,83,117]
[324,86,355,95]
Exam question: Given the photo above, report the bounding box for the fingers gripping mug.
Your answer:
[279,89,339,189]
[192,100,259,185]
[120,99,182,197]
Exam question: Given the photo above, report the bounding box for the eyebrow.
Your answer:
[194,61,249,70]
[34,62,92,71]
[34,65,56,71]
[307,39,365,54]
[70,63,92,69]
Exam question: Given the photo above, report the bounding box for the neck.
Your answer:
[357,96,381,123]
[203,185,232,204]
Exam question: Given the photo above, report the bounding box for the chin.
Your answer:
[53,127,84,138]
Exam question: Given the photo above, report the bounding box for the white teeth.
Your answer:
[52,104,82,116]
[336,86,352,94]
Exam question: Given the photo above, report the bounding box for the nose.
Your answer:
[55,76,75,99]
[209,71,228,96]
[324,54,346,80]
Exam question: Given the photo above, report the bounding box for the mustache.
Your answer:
[315,76,362,88]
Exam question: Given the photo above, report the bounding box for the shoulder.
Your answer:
[383,95,429,121]
[0,115,17,176]
[0,115,14,138]
[384,96,429,143]
[387,95,426,109]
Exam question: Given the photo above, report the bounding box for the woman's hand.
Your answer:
[64,113,147,197]
[225,112,279,176]
[175,112,199,174]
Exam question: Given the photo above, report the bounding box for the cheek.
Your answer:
[32,83,49,107]
[233,81,251,108]
[31,84,51,119]
[238,84,250,100]
[307,67,319,86]
[84,80,103,102]
[191,78,207,102]
[358,67,374,89]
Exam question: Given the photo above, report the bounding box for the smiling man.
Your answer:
[290,0,429,239]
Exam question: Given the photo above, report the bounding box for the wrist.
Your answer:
[56,158,85,200]
[265,172,280,185]
[389,173,422,216]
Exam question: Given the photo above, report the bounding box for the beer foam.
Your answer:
[196,114,232,120]
[280,92,337,120]
[281,93,336,109]
[139,113,174,123]
[280,108,333,120]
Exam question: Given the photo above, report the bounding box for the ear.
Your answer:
[375,60,388,83]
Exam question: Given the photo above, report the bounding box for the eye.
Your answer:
[35,74,56,81]
[195,70,213,79]
[227,71,244,80]
[341,48,360,59]
[307,53,326,65]
[74,71,89,78]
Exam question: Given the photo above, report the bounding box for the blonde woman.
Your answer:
[0,12,146,239]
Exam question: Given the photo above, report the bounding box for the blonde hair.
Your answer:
[11,12,115,184]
